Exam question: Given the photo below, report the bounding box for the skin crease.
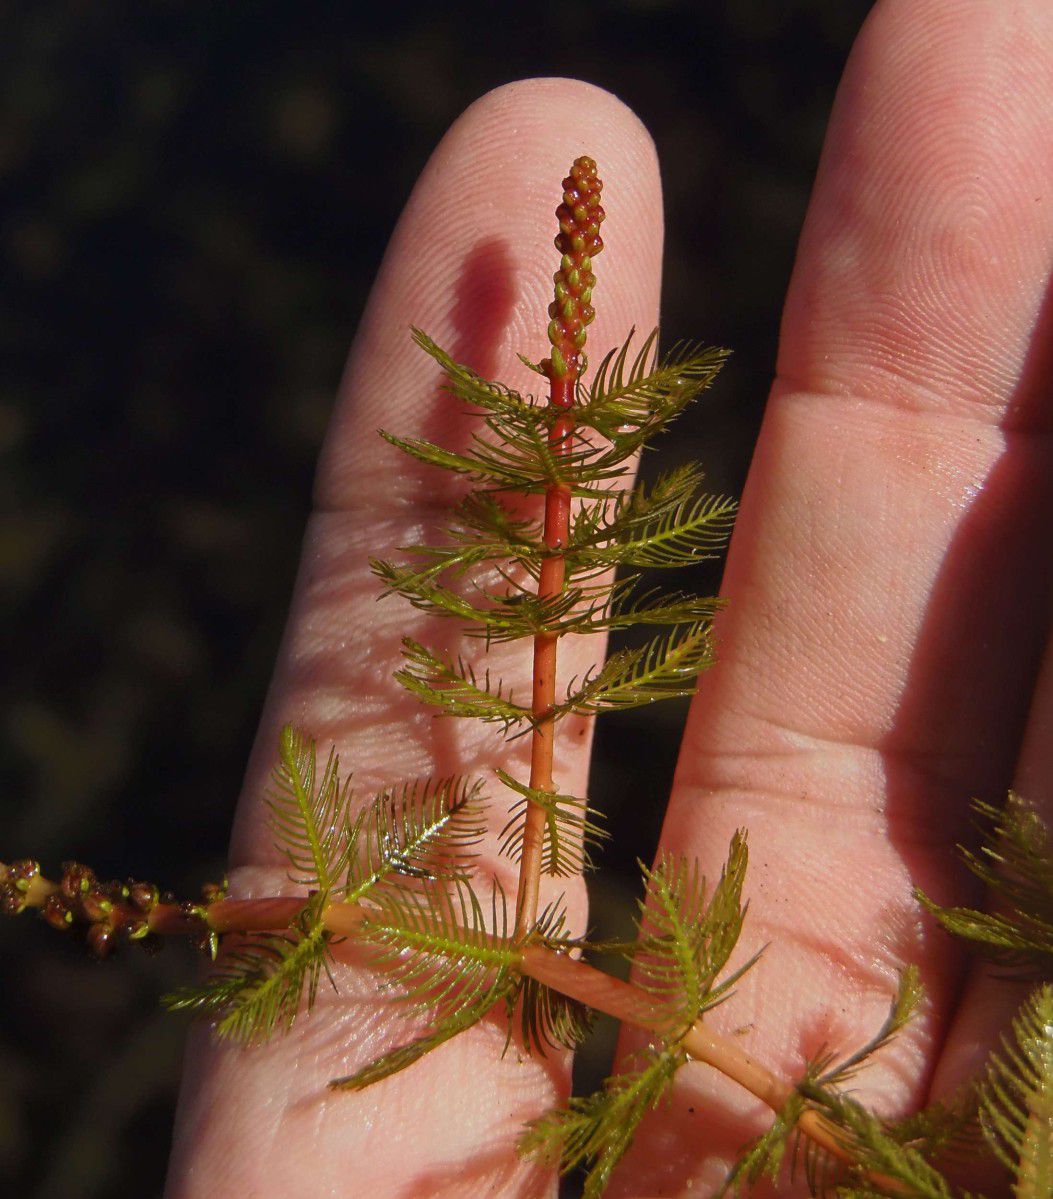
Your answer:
[164,2,1053,1197]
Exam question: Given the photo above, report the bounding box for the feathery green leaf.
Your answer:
[380,419,625,497]
[394,638,532,733]
[383,539,525,590]
[918,899,1053,970]
[497,769,608,877]
[519,1046,685,1198]
[918,794,1053,973]
[390,496,544,590]
[162,898,332,1044]
[569,462,705,550]
[567,490,737,571]
[557,622,715,716]
[571,329,730,444]
[371,558,587,641]
[344,774,487,901]
[267,724,353,891]
[816,965,923,1088]
[633,833,753,1029]
[554,581,723,636]
[412,327,535,419]
[883,1093,983,1168]
[717,1088,808,1196]
[358,875,518,1022]
[979,983,1053,1196]
[328,974,514,1092]
[511,974,595,1056]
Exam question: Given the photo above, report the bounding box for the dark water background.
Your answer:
[1,2,872,1194]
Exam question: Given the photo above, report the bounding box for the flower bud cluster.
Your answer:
[54,861,162,956]
[541,156,605,388]
[1,858,161,957]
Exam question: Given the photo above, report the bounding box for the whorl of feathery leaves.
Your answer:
[507,900,595,1056]
[373,558,721,645]
[496,769,608,878]
[719,969,934,1198]
[907,796,1053,1196]
[632,832,755,1031]
[332,895,593,1093]
[380,330,729,499]
[520,1046,685,1198]
[519,835,757,1195]
[795,1090,960,1199]
[162,727,491,1044]
[903,796,1053,1197]
[918,793,1053,972]
[394,621,718,734]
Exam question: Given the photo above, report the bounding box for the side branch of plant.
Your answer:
[0,848,883,1179]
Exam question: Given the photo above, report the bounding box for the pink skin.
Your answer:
[164,3,1053,1196]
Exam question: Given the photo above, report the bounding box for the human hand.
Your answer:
[163,2,1053,1196]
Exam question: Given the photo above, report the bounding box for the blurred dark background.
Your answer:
[0,1,872,1195]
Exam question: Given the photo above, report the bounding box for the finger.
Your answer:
[164,79,663,1199]
[612,1,1053,1193]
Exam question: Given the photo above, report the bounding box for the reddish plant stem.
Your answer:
[515,398,574,938]
[149,897,308,936]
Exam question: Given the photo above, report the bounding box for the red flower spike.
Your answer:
[541,156,605,395]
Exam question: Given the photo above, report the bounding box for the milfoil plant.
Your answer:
[4,156,1053,1199]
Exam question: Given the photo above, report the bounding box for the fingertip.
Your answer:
[779,0,1053,420]
[315,77,663,510]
